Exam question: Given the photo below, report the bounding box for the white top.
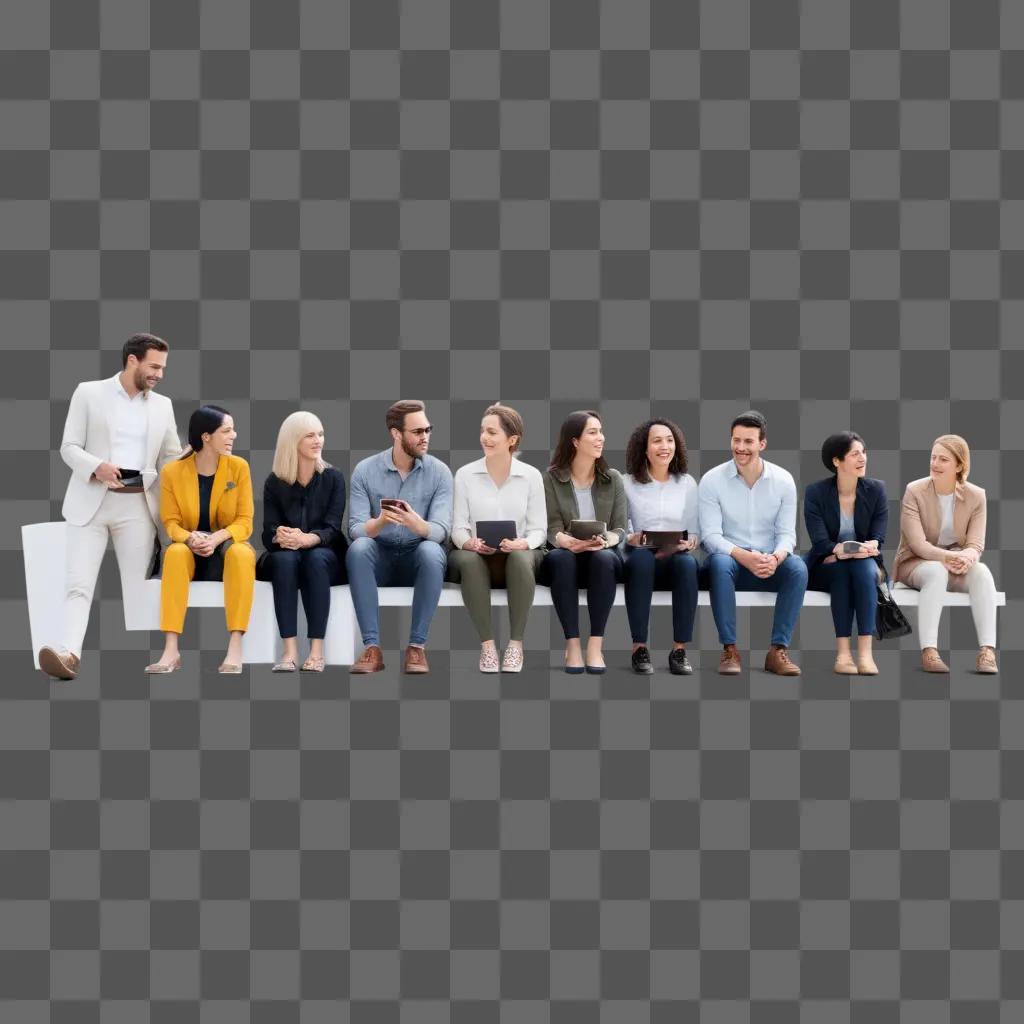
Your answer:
[451,456,547,550]
[624,472,699,537]
[936,491,957,547]
[573,485,596,523]
[109,376,149,471]
[698,458,798,556]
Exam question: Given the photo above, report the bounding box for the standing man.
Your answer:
[699,410,808,676]
[346,400,452,674]
[37,334,182,680]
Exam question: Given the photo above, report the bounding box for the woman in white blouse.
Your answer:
[623,419,700,675]
[449,404,547,673]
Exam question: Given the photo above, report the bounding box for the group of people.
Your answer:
[37,334,1000,681]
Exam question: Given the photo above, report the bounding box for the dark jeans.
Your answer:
[260,547,344,639]
[540,547,623,640]
[808,557,878,638]
[624,547,699,645]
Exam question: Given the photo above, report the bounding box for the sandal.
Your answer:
[300,656,326,673]
[272,659,298,673]
[217,662,243,674]
[501,645,524,673]
[479,644,499,673]
[145,656,181,674]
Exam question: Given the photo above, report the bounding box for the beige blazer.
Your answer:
[892,476,987,584]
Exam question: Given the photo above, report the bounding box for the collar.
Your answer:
[471,456,528,477]
[111,372,148,401]
[549,463,611,485]
[728,458,769,482]
[383,448,422,474]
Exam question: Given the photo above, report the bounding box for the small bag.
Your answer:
[875,568,912,641]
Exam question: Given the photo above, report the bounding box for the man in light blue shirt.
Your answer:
[346,400,453,674]
[699,410,807,675]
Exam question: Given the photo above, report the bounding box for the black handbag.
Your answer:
[875,568,912,641]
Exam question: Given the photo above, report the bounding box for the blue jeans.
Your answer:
[345,538,447,647]
[703,551,808,648]
[624,547,699,644]
[808,557,878,638]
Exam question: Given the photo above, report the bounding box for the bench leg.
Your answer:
[324,586,356,666]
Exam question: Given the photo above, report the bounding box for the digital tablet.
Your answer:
[476,520,517,550]
[641,530,687,550]
[568,519,606,540]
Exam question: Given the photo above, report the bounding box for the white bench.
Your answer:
[23,522,1006,667]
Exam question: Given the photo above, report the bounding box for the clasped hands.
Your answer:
[462,536,530,554]
[944,548,978,575]
[822,539,879,566]
[272,526,319,551]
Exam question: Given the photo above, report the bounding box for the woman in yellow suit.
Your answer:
[146,405,256,674]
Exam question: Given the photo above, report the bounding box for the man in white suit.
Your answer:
[38,334,182,680]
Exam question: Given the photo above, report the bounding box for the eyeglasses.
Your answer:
[406,426,433,437]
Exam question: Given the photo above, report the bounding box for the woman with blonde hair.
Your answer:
[893,434,999,673]
[258,411,347,673]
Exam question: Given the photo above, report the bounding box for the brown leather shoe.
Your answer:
[921,647,949,674]
[38,646,80,681]
[976,646,998,674]
[403,645,430,674]
[350,645,384,674]
[765,644,801,676]
[718,644,742,675]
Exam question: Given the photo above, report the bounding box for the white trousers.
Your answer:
[905,559,998,650]
[64,491,155,657]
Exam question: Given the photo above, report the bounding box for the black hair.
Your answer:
[821,431,864,474]
[549,410,608,476]
[625,419,688,483]
[181,405,231,458]
[730,409,767,441]
[122,333,168,368]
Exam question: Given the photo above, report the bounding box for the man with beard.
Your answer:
[699,409,808,676]
[37,334,182,680]
[346,400,453,674]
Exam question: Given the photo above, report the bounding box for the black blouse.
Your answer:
[261,466,347,554]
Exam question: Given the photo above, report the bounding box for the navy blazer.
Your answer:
[803,475,888,574]
[261,466,348,556]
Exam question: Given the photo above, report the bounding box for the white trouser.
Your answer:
[64,491,156,657]
[905,559,998,650]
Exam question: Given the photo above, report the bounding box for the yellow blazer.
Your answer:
[892,476,986,584]
[160,453,254,545]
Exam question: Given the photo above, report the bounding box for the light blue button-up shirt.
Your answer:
[347,448,453,547]
[698,458,798,557]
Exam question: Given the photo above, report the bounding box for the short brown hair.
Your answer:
[625,419,688,482]
[386,399,425,434]
[482,403,525,453]
[122,333,168,368]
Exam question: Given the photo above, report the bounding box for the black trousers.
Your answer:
[260,547,345,639]
[540,547,623,639]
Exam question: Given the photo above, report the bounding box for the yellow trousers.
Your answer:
[160,541,256,634]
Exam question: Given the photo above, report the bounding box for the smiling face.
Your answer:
[835,439,867,477]
[731,425,766,467]
[204,415,236,457]
[127,350,167,393]
[930,443,959,488]
[394,408,432,460]
[480,414,516,458]
[646,424,676,472]
[573,417,605,462]
[297,424,324,462]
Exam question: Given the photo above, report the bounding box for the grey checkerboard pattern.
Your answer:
[2,0,1023,1019]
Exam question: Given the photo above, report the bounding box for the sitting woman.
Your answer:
[147,405,256,674]
[449,404,546,673]
[259,411,347,673]
[803,432,887,676]
[541,410,626,675]
[622,418,700,675]
[893,434,999,674]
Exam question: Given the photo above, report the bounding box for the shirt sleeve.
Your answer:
[59,383,103,483]
[698,473,730,556]
[451,468,471,550]
[311,470,346,549]
[423,463,453,545]
[261,475,284,551]
[347,462,371,541]
[160,467,191,544]
[772,470,797,555]
[683,475,700,541]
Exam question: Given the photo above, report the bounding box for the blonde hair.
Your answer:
[272,411,328,484]
[933,434,970,495]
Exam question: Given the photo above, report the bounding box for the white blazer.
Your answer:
[60,374,182,528]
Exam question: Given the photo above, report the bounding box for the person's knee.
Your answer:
[777,555,807,582]
[506,550,538,575]
[543,548,576,580]
[916,561,948,586]
[267,549,300,575]
[671,552,698,580]
[302,546,335,572]
[966,560,995,587]
[225,542,255,569]
[591,549,620,576]
[164,541,191,565]
[346,536,376,568]
[706,552,737,578]
[414,540,446,571]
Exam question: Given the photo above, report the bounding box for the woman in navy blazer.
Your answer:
[804,432,888,676]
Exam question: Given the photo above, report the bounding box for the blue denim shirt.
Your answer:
[347,448,453,547]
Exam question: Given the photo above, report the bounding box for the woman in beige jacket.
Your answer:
[892,434,998,674]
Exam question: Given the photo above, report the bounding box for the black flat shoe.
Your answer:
[668,648,693,675]
[585,663,606,675]
[631,646,654,675]
[564,663,585,674]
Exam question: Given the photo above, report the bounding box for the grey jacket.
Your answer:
[543,465,627,548]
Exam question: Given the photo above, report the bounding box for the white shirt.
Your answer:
[624,472,699,536]
[936,492,957,547]
[109,375,149,471]
[452,456,548,549]
[698,458,798,557]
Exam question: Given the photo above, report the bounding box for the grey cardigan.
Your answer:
[543,465,628,548]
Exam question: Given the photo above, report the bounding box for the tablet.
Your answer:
[641,530,687,550]
[568,519,606,540]
[476,520,517,550]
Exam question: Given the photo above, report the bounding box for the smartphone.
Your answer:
[380,498,409,512]
[842,540,866,554]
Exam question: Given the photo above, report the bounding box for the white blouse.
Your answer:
[451,457,548,549]
[624,472,700,538]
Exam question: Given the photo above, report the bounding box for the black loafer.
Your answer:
[668,648,693,675]
[631,645,654,675]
